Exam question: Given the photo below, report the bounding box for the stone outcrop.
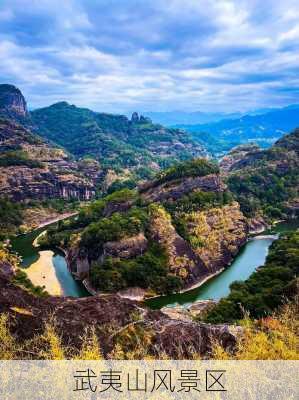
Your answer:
[0,268,240,358]
[0,118,99,201]
[149,204,207,283]
[0,165,95,201]
[66,245,90,279]
[0,84,28,118]
[183,202,248,273]
[148,202,248,288]
[140,173,226,203]
[102,199,134,218]
[161,300,217,322]
[248,216,268,234]
[103,233,148,259]
[220,144,261,174]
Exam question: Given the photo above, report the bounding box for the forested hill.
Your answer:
[30,101,205,175]
[223,128,299,220]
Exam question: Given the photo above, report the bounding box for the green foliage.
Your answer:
[154,158,219,186]
[90,243,182,294]
[78,189,139,226]
[228,167,298,218]
[227,132,299,218]
[0,198,23,240]
[165,190,233,214]
[38,228,72,249]
[107,179,137,194]
[0,150,42,168]
[204,231,299,323]
[31,102,201,175]
[164,190,233,242]
[80,208,147,258]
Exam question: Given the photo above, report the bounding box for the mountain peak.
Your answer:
[131,111,152,124]
[0,83,28,118]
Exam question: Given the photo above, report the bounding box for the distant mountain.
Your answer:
[176,105,299,156]
[30,102,205,178]
[141,110,241,126]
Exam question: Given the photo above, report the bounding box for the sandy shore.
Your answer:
[24,250,63,296]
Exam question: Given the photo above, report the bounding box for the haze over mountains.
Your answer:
[173,105,299,156]
[141,111,243,126]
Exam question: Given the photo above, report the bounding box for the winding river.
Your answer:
[11,224,88,297]
[11,219,299,305]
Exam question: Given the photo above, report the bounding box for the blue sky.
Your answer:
[0,0,299,113]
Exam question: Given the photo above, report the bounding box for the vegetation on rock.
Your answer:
[226,129,299,219]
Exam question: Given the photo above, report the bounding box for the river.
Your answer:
[146,219,299,309]
[11,219,298,302]
[11,224,88,297]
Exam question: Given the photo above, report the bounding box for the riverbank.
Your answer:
[24,250,63,296]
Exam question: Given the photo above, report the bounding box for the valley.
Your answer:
[0,83,298,360]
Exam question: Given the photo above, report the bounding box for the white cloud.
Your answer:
[0,0,298,112]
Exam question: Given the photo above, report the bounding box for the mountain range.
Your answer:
[174,105,299,156]
[141,110,242,125]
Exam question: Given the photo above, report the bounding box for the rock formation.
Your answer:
[0,84,28,119]
[61,159,249,293]
[0,264,239,358]
[0,118,100,201]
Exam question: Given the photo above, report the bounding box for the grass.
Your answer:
[212,299,299,360]
[0,298,297,360]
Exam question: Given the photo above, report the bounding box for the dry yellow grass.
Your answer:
[212,300,299,360]
[0,299,298,360]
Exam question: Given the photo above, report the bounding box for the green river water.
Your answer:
[11,219,298,306]
[11,224,88,297]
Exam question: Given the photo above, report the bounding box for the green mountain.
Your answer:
[222,129,299,220]
[40,158,248,296]
[31,102,205,178]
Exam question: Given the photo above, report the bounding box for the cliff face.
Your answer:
[0,118,100,201]
[59,159,249,294]
[182,202,248,273]
[0,84,28,119]
[140,173,225,203]
[149,202,248,288]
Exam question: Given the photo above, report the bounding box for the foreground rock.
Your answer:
[0,268,240,358]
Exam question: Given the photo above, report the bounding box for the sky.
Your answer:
[0,0,299,113]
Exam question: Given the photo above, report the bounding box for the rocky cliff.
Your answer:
[0,84,28,119]
[47,159,249,295]
[0,118,100,201]
[148,202,248,289]
[0,261,239,358]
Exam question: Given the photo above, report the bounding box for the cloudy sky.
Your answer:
[0,0,299,113]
